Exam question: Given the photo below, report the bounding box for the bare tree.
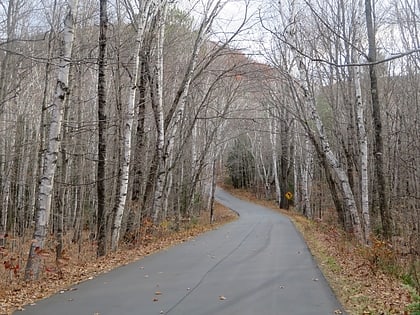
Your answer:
[96,0,108,257]
[354,59,371,243]
[151,1,168,223]
[25,0,78,279]
[111,0,155,251]
[259,0,370,241]
[365,0,392,239]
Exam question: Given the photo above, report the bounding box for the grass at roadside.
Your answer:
[221,185,415,315]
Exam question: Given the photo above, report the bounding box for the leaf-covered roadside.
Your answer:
[293,216,414,314]
[222,186,417,314]
[0,204,238,315]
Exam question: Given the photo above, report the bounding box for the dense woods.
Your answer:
[0,0,418,306]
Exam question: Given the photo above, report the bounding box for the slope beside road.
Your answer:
[15,188,345,315]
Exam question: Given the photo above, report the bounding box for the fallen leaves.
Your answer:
[3,257,20,276]
[292,216,413,315]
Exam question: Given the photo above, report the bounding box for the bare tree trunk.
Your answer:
[25,0,78,280]
[365,0,392,239]
[125,61,147,238]
[354,60,371,244]
[156,0,224,221]
[111,0,153,252]
[279,120,291,209]
[284,0,364,240]
[190,123,198,214]
[97,0,108,257]
[269,116,281,206]
[151,3,168,223]
[301,136,313,218]
[11,115,24,235]
[256,135,270,199]
[208,157,217,224]
[72,70,84,244]
[207,120,228,222]
[26,0,59,245]
[297,60,364,242]
[0,0,20,246]
[56,102,70,260]
[0,0,18,113]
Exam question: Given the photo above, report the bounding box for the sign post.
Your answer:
[285,191,293,209]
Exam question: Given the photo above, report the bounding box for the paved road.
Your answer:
[16,188,345,315]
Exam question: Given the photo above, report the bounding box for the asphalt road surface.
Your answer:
[16,188,345,315]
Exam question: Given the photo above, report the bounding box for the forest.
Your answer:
[0,0,419,312]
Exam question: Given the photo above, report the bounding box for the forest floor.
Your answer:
[221,185,418,315]
[0,204,238,315]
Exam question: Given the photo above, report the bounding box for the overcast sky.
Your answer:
[179,0,267,59]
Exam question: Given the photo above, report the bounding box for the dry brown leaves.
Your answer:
[295,217,413,314]
[0,203,237,315]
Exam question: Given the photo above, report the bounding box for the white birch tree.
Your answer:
[111,0,155,252]
[151,1,168,223]
[285,0,364,241]
[354,60,371,243]
[269,115,281,206]
[300,135,313,218]
[25,0,78,279]
[297,60,364,242]
[152,0,224,221]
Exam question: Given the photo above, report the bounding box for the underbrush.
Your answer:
[406,286,420,315]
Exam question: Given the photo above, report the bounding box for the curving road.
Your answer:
[16,188,345,315]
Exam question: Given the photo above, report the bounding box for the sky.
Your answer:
[216,0,269,61]
[177,0,267,59]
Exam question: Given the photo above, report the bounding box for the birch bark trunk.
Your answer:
[354,58,371,244]
[309,99,363,240]
[301,136,313,218]
[25,0,78,279]
[208,157,217,223]
[154,0,223,221]
[31,0,58,239]
[285,2,364,242]
[56,102,70,260]
[297,60,364,242]
[269,116,281,206]
[125,61,147,238]
[151,3,167,223]
[111,0,153,252]
[258,140,270,199]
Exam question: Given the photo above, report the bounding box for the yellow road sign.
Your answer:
[285,192,293,200]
